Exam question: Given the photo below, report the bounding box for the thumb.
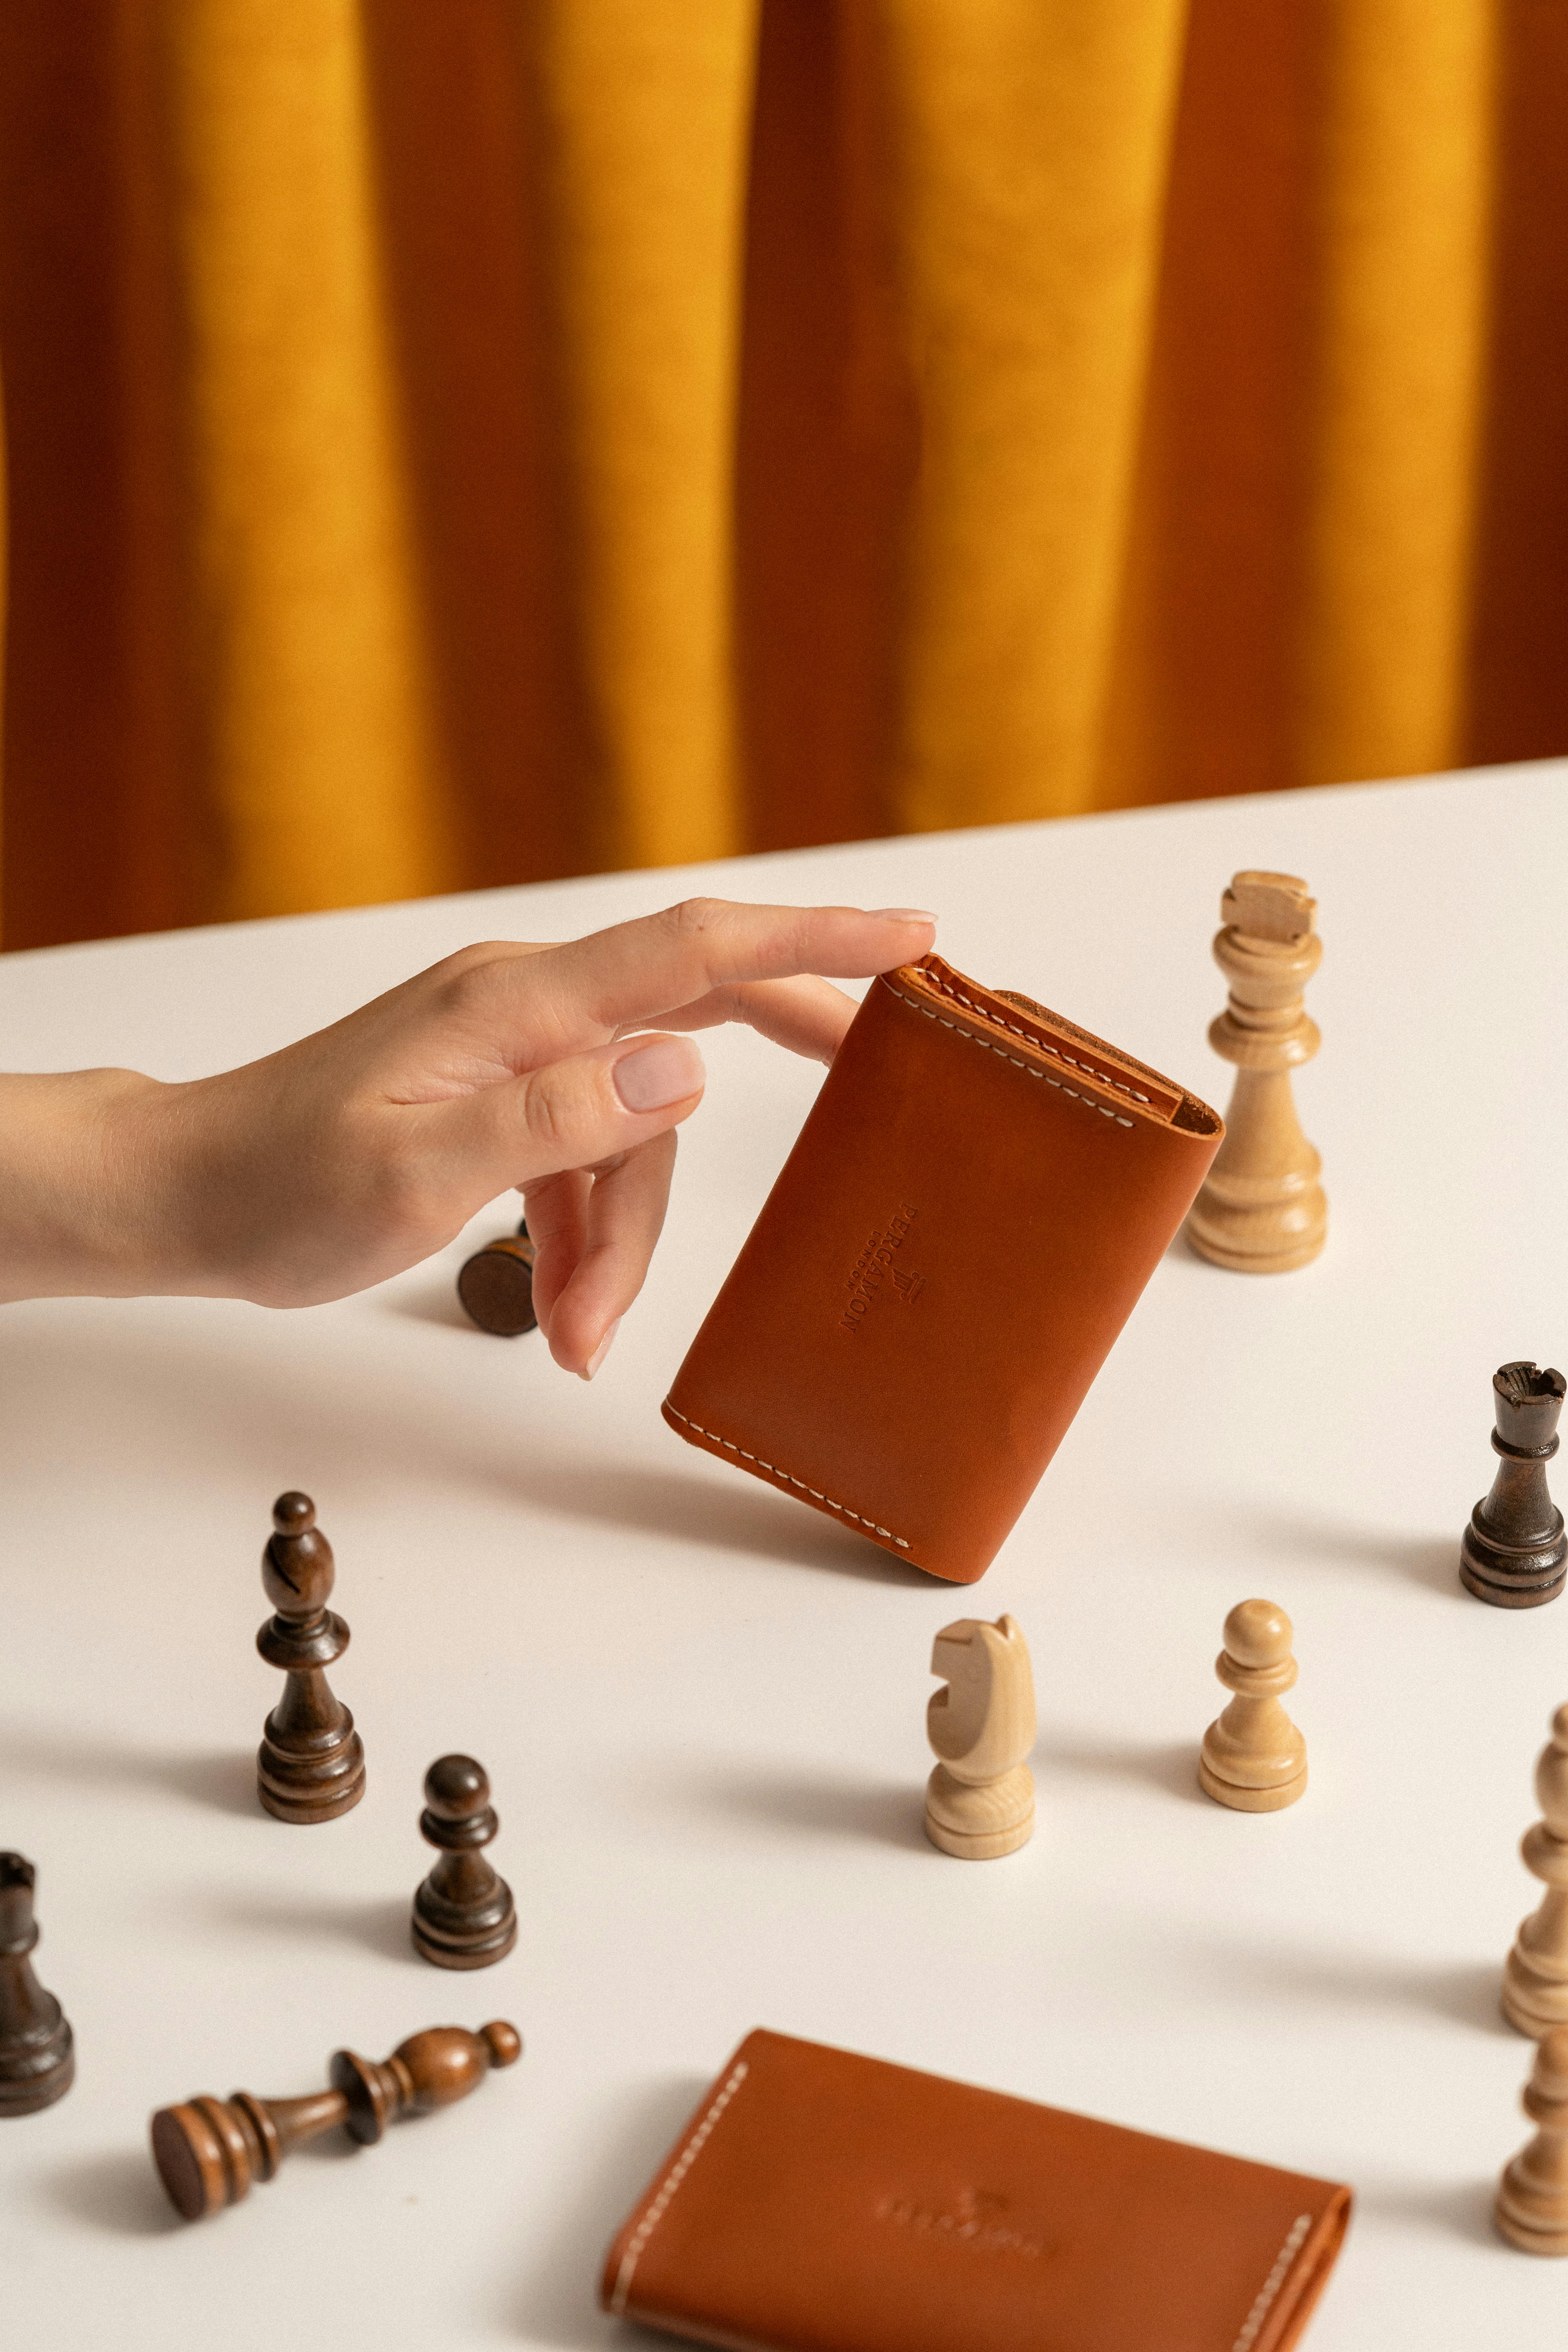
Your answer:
[422,1033,706,1192]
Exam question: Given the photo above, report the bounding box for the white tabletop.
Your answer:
[3,762,1567,2350]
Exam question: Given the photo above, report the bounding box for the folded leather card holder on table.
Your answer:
[664,954,1222,1583]
[601,2029,1351,2352]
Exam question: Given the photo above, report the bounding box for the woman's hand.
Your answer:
[0,898,935,1375]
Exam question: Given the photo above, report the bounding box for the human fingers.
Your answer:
[628,974,862,1065]
[514,1166,589,1340]
[495,899,935,1056]
[414,1031,706,1201]
[529,1129,677,1377]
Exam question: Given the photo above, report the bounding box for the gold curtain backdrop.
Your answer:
[0,2,1564,951]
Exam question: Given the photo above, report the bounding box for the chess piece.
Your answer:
[1460,1362,1567,1610]
[255,1491,365,1823]
[1187,871,1326,1273]
[412,1755,518,1969]
[457,1218,538,1335]
[1199,1599,1307,1812]
[0,1854,74,2116]
[1503,1705,1568,2037]
[150,2019,521,2220]
[1494,2027,1568,2254]
[925,1614,1036,1858]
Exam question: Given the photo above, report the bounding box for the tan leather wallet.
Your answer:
[601,2029,1351,2352]
[665,954,1222,1583]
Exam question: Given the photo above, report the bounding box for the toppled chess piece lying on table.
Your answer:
[0,1853,74,2117]
[457,1218,538,1335]
[412,1754,518,1970]
[150,2020,522,2219]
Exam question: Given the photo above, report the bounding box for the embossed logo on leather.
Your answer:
[840,1205,920,1335]
[876,2186,1047,2257]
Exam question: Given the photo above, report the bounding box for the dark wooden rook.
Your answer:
[150,2019,522,2220]
[457,1218,538,1335]
[412,1754,519,1969]
[1461,1362,1567,1609]
[0,1853,75,2116]
[256,1491,366,1821]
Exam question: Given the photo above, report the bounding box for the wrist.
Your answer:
[0,1069,198,1302]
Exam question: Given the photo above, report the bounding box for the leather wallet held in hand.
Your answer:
[664,954,1222,1583]
[601,2030,1351,2352]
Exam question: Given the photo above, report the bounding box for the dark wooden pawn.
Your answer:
[256,1492,366,1821]
[1461,1363,1567,1609]
[457,1218,538,1335]
[150,2019,522,2220]
[0,1854,74,2116]
[411,1755,518,1969]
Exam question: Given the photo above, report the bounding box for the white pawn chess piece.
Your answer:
[1198,1599,1308,1812]
[1495,2027,1568,2254]
[925,1615,1035,1859]
[1503,1704,1568,2038]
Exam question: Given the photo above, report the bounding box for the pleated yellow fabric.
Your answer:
[0,2,1564,950]
[165,0,456,921]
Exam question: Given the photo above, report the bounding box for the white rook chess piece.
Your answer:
[1495,2027,1568,2254]
[1503,1704,1568,2038]
[925,1615,1036,1858]
[1198,1599,1308,1812]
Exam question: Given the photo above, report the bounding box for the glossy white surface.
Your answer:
[2,762,1567,2350]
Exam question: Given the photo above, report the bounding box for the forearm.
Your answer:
[0,1070,193,1302]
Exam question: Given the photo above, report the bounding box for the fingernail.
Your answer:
[581,1318,621,1381]
[870,908,937,923]
[613,1036,705,1112]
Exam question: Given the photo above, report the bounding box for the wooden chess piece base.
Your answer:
[924,1762,1034,1859]
[1184,1096,1327,1274]
[1197,1750,1308,1813]
[457,1223,538,1336]
[412,1864,518,1969]
[0,1855,74,2117]
[256,1700,367,1824]
[1504,1936,1568,2040]
[1495,2029,1568,2254]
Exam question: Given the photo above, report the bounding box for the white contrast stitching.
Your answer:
[884,986,1136,1128]
[914,970,1154,1103]
[1232,2213,1314,2352]
[666,1407,913,1548]
[608,2060,750,2316]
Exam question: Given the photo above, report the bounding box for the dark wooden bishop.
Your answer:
[256,1491,366,1821]
[1461,1362,1567,1609]
[0,1853,74,2116]
[457,1218,538,1335]
[412,1754,518,1969]
[150,2019,521,2220]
